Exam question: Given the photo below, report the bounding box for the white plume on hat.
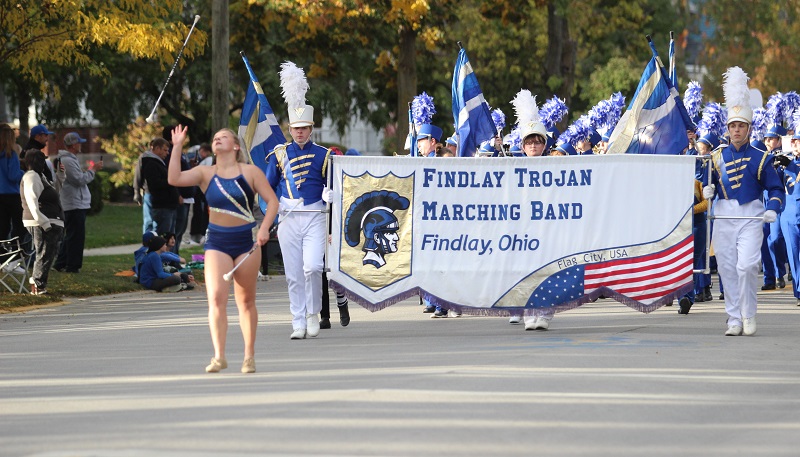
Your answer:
[511,89,547,142]
[723,66,753,125]
[280,61,314,127]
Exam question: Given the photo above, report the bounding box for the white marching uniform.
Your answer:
[266,141,331,332]
[277,197,326,329]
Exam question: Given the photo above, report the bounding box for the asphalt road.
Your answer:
[1,277,800,456]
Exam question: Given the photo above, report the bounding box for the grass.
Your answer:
[0,203,209,312]
[85,203,143,248]
[1,253,208,311]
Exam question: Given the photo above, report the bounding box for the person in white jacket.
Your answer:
[20,150,64,295]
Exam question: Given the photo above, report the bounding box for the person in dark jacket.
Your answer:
[140,138,179,234]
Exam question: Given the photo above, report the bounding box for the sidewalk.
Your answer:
[83,244,142,256]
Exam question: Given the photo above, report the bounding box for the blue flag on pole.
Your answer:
[669,32,677,90]
[606,41,692,155]
[408,104,419,157]
[451,47,496,157]
[238,53,287,212]
[239,54,286,173]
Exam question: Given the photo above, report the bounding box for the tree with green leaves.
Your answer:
[699,0,800,101]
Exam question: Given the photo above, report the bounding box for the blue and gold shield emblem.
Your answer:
[340,172,413,290]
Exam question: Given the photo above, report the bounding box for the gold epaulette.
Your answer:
[268,143,291,171]
[756,150,769,181]
[322,147,332,178]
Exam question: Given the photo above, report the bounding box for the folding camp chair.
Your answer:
[0,236,31,294]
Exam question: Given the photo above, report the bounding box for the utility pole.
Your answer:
[212,0,230,132]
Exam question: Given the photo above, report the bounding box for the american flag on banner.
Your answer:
[527,236,694,310]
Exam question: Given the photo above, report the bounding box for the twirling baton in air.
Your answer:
[146,15,201,124]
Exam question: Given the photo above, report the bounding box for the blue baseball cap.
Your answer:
[142,231,158,244]
[30,125,54,137]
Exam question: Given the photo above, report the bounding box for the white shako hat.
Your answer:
[723,66,753,125]
[511,89,547,142]
[280,61,314,128]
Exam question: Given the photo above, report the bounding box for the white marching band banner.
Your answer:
[327,155,696,314]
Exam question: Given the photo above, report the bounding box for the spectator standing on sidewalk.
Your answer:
[0,124,25,268]
[20,149,64,295]
[53,132,101,273]
[141,138,178,234]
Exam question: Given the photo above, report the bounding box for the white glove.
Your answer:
[702,185,715,199]
[764,210,777,223]
[321,186,333,203]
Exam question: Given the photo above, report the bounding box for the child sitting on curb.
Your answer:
[138,235,196,292]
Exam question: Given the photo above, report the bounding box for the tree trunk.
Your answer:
[212,0,230,134]
[396,26,417,154]
[16,81,31,135]
[544,0,576,114]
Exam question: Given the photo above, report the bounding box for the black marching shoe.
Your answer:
[694,293,705,303]
[320,318,331,329]
[339,302,350,327]
[678,297,692,314]
[779,277,786,288]
[703,286,713,302]
[761,283,776,291]
[719,292,724,300]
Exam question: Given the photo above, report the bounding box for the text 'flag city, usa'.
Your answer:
[451,47,496,157]
[327,155,695,315]
[606,41,693,155]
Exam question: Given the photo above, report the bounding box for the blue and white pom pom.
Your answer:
[561,116,592,147]
[539,96,568,130]
[697,102,727,138]
[411,92,436,125]
[683,81,703,121]
[782,91,800,123]
[765,92,784,126]
[492,108,506,133]
[750,107,767,141]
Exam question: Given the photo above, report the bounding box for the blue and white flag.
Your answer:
[451,48,496,157]
[606,41,693,155]
[669,32,677,90]
[239,54,286,174]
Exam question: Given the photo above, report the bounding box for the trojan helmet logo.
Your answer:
[340,173,413,290]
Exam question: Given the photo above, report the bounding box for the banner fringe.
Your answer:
[330,281,694,316]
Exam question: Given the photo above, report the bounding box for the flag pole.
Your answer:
[408,102,418,157]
